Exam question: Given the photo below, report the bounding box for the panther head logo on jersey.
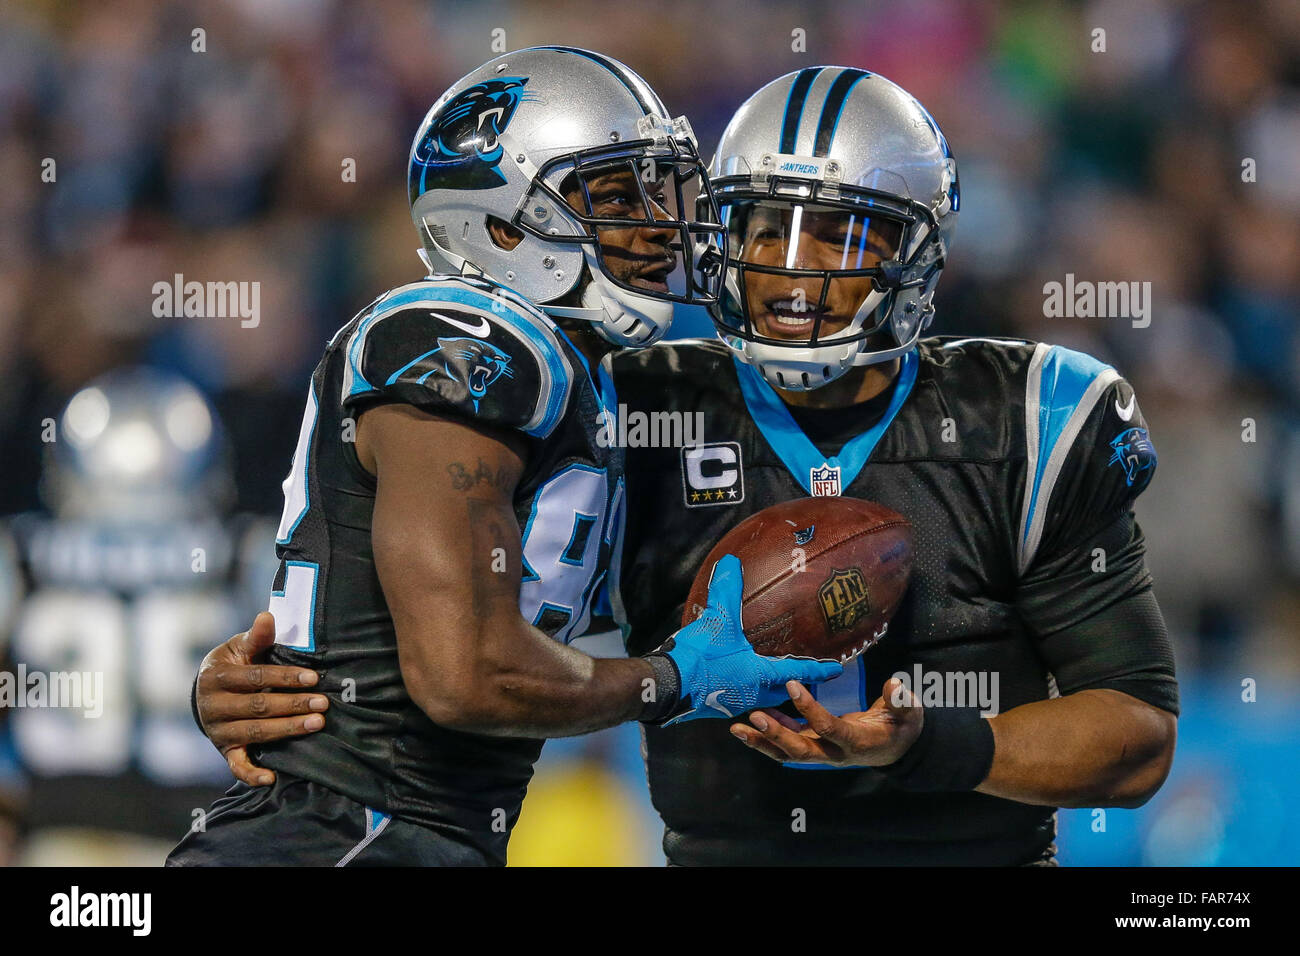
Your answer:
[409,77,533,199]
[1107,427,1157,488]
[398,337,513,411]
[436,337,513,403]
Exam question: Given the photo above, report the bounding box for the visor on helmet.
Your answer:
[721,198,905,341]
[708,164,941,354]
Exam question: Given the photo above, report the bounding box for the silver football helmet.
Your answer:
[408,46,726,348]
[43,367,232,522]
[709,67,959,389]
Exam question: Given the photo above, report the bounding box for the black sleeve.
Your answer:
[1018,507,1152,635]
[1042,586,1178,715]
[1016,374,1177,715]
[343,299,570,438]
[1019,513,1179,715]
[1018,374,1159,630]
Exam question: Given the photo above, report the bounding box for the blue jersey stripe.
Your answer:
[1020,345,1116,569]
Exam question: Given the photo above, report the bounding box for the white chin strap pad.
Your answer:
[416,247,436,277]
[578,252,675,348]
[580,281,667,347]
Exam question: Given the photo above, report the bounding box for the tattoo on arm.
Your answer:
[467,498,520,619]
[447,459,515,492]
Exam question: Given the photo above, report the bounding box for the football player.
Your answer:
[167,48,839,867]
[0,368,270,865]
[189,67,1178,866]
[612,67,1177,864]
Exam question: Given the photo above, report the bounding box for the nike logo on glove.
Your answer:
[704,690,733,716]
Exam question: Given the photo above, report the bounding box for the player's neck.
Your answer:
[776,359,900,410]
[555,318,617,371]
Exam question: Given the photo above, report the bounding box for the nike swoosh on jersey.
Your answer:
[433,311,491,337]
[704,690,733,716]
[1114,392,1136,421]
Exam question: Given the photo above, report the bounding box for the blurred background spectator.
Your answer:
[0,0,1296,865]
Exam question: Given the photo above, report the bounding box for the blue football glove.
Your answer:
[656,553,842,725]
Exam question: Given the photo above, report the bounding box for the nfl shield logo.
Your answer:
[810,464,841,497]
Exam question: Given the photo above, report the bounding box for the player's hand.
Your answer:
[195,611,328,786]
[730,677,924,766]
[660,554,842,725]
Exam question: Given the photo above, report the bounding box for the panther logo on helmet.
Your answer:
[409,77,533,200]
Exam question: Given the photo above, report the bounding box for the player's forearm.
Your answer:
[402,622,654,737]
[974,688,1176,808]
[466,647,655,738]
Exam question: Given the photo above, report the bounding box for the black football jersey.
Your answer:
[613,335,1172,866]
[0,513,273,838]
[254,276,623,864]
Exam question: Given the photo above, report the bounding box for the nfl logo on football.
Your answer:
[810,464,842,497]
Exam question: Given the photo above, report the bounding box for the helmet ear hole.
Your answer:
[486,215,526,251]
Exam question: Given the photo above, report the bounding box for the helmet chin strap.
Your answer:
[541,255,675,348]
[415,216,476,278]
[415,246,448,278]
[717,276,919,390]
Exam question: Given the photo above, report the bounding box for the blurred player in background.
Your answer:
[196,66,1179,866]
[168,48,836,867]
[0,367,276,865]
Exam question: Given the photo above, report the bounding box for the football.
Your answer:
[683,497,914,662]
